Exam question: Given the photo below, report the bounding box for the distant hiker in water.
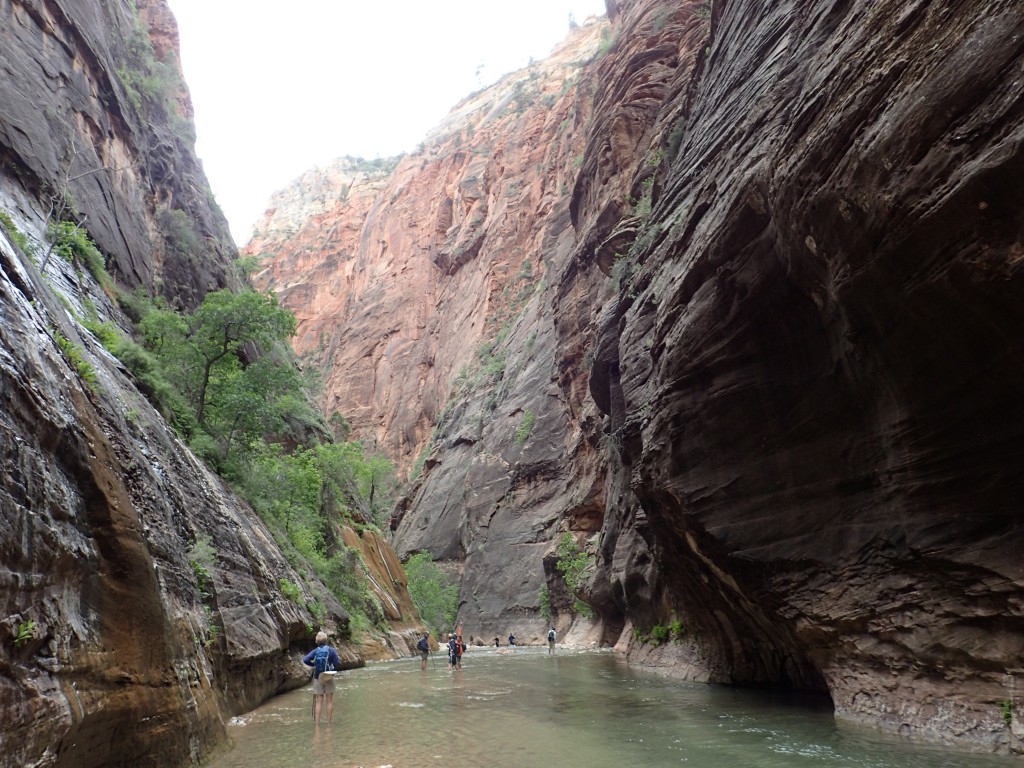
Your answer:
[450,632,465,669]
[417,631,431,671]
[547,627,557,655]
[448,633,459,669]
[303,631,342,724]
[494,636,499,647]
[508,633,516,646]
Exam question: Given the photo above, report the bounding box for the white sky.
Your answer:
[167,0,608,244]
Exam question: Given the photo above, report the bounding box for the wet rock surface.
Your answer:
[0,2,417,766]
[0,0,238,308]
[244,0,1024,756]
[0,221,345,766]
[576,0,1024,752]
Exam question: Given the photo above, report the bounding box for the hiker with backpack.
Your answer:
[447,633,458,669]
[303,631,342,723]
[547,627,557,655]
[447,629,466,669]
[417,630,431,670]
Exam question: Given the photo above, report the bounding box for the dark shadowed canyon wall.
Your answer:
[254,0,1024,755]
[578,0,1024,751]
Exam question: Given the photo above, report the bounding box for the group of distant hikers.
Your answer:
[494,629,557,653]
[414,626,558,670]
[303,625,559,723]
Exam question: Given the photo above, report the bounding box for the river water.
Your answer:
[206,648,1014,768]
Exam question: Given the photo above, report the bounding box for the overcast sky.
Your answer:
[166,1,608,244]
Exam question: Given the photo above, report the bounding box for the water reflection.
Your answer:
[207,648,1015,768]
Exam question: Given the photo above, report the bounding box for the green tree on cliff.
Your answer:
[403,553,459,635]
[139,289,300,471]
[183,289,297,425]
[113,287,400,631]
[317,442,398,528]
[556,532,595,618]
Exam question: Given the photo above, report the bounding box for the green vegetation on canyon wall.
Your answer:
[0,1,423,766]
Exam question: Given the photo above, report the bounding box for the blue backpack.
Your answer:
[313,645,330,678]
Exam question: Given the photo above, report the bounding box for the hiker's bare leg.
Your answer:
[313,694,323,723]
[325,693,334,723]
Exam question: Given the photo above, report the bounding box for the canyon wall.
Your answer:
[0,2,421,766]
[250,0,1024,755]
[581,0,1024,752]
[250,18,615,645]
[0,0,239,309]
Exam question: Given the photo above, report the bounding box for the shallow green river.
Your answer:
[206,648,1014,768]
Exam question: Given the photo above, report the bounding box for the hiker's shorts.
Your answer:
[313,674,336,695]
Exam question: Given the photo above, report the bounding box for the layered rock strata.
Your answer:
[0,0,238,309]
[576,0,1024,753]
[250,19,614,644]
[0,203,340,767]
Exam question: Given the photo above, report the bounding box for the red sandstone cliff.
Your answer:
[249,20,611,471]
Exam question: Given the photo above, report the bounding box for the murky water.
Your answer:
[206,648,1014,768]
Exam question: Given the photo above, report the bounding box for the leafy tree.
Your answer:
[538,585,552,622]
[314,442,397,527]
[203,353,309,474]
[363,453,399,527]
[404,553,459,635]
[186,290,296,425]
[557,532,595,618]
[106,285,408,635]
[136,289,298,451]
[245,445,322,535]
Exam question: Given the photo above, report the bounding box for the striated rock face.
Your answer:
[575,0,1024,753]
[0,3,424,767]
[250,19,615,644]
[0,0,239,309]
[246,157,400,363]
[0,219,344,767]
[341,526,427,660]
[251,0,1023,755]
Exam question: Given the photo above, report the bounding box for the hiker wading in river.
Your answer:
[417,631,431,671]
[303,631,342,724]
